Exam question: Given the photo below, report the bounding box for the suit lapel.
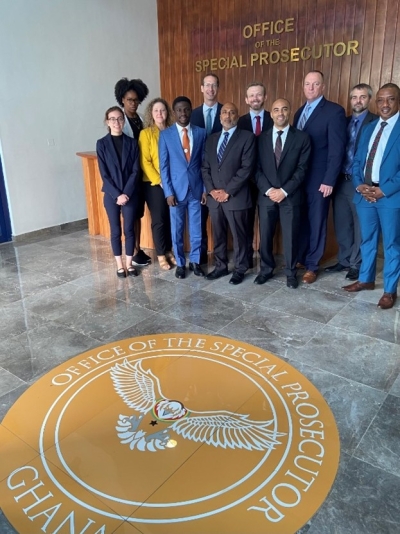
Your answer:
[278,128,294,166]
[304,98,325,129]
[172,126,188,164]
[382,117,400,164]
[219,129,239,165]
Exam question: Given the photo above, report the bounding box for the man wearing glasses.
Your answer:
[191,73,223,264]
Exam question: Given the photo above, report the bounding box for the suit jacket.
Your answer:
[255,126,312,207]
[352,115,400,208]
[191,103,223,134]
[237,111,273,133]
[159,124,207,202]
[293,97,347,190]
[96,133,140,201]
[201,128,256,210]
[348,111,379,152]
[138,126,161,185]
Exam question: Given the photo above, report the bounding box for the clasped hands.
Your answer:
[116,194,129,205]
[357,184,384,203]
[210,189,229,202]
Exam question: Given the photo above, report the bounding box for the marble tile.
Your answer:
[389,374,400,398]
[259,285,351,323]
[162,289,249,330]
[288,325,400,391]
[287,360,386,454]
[203,274,283,304]
[0,300,46,341]
[219,305,324,358]
[301,270,360,299]
[354,394,400,477]
[0,369,26,398]
[0,323,100,382]
[328,298,400,344]
[306,454,400,534]
[0,511,17,534]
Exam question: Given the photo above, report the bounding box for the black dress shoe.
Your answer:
[205,268,229,280]
[229,272,244,285]
[116,268,126,278]
[346,268,359,280]
[324,263,348,273]
[286,276,298,289]
[175,266,186,279]
[254,273,273,285]
[200,253,209,265]
[189,262,205,277]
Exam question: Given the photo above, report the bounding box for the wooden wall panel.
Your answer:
[157,0,400,116]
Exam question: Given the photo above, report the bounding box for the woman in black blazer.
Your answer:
[96,106,141,277]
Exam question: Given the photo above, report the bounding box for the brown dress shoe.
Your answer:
[296,262,306,270]
[342,281,375,292]
[302,270,317,284]
[377,292,397,309]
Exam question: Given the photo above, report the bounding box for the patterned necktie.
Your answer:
[297,104,311,130]
[343,118,359,173]
[364,122,388,185]
[206,108,213,136]
[218,132,229,163]
[255,115,262,136]
[182,127,190,162]
[275,131,283,166]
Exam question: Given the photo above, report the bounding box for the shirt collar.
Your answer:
[221,126,237,136]
[250,109,265,121]
[274,124,290,135]
[203,102,218,112]
[379,111,399,126]
[176,123,191,134]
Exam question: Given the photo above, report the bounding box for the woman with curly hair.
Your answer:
[114,77,150,267]
[96,106,140,278]
[139,98,176,270]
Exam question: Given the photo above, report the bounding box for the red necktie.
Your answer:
[182,127,190,162]
[255,116,261,136]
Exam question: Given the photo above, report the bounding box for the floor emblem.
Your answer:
[0,334,340,533]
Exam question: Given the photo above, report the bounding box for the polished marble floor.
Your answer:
[0,225,399,533]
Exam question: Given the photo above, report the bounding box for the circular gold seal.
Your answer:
[0,334,340,533]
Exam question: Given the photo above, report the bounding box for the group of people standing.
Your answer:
[96,71,400,310]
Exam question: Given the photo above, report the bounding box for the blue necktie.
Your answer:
[343,118,359,174]
[297,105,311,130]
[206,108,213,136]
[218,132,229,163]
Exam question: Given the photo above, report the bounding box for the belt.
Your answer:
[371,181,379,186]
[342,173,352,181]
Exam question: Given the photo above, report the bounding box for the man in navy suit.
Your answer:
[343,83,400,309]
[325,83,378,281]
[237,82,274,268]
[293,70,347,284]
[159,96,207,279]
[191,73,223,264]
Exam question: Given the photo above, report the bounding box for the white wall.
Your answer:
[0,0,160,236]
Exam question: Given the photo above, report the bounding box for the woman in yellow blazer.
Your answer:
[139,98,176,269]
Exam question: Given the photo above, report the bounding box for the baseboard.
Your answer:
[12,219,88,242]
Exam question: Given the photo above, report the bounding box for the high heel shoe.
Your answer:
[165,251,177,266]
[158,255,172,270]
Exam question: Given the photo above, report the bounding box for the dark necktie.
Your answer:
[275,131,283,166]
[218,132,229,163]
[255,115,261,136]
[364,122,388,185]
[343,118,359,173]
[297,104,311,130]
[206,108,213,136]
[182,127,190,162]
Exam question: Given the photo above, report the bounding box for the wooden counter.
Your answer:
[76,151,337,260]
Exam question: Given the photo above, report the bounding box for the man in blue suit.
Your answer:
[191,73,223,264]
[159,96,207,279]
[293,70,347,284]
[343,83,400,309]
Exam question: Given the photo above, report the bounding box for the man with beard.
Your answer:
[325,84,378,281]
[202,103,256,285]
[237,83,273,268]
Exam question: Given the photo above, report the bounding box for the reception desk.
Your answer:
[77,151,337,259]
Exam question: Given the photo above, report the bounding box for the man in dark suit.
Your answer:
[191,73,223,264]
[159,96,207,279]
[293,70,347,284]
[255,99,311,288]
[237,82,274,268]
[325,83,378,281]
[343,83,400,309]
[201,103,256,285]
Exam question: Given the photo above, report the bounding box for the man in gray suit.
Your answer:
[202,103,256,285]
[325,83,378,280]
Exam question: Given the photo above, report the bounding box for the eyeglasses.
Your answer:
[107,117,125,123]
[203,83,218,89]
[125,98,140,104]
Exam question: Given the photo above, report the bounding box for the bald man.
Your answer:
[201,103,256,285]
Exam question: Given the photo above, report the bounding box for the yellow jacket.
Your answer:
[139,126,162,185]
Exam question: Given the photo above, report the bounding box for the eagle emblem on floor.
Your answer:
[111,359,286,452]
